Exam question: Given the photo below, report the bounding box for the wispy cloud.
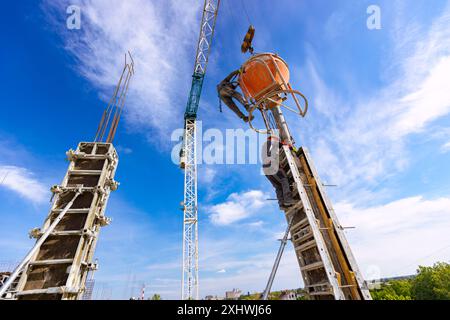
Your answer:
[336,195,450,277]
[42,0,202,139]
[207,190,269,226]
[199,166,217,184]
[440,141,450,153]
[115,145,133,155]
[298,3,450,203]
[0,165,48,203]
[247,220,264,228]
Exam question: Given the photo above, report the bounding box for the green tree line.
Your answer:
[371,262,450,300]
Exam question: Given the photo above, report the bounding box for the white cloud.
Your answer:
[116,145,133,155]
[336,195,450,277]
[200,167,217,184]
[200,249,302,298]
[247,220,264,228]
[440,141,450,153]
[217,269,226,273]
[208,190,268,226]
[392,56,450,138]
[0,166,48,203]
[43,0,202,139]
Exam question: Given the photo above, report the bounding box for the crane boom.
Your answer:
[181,0,220,300]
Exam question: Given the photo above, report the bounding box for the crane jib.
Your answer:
[184,72,205,119]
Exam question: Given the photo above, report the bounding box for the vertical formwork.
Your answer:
[14,142,118,300]
[278,145,371,300]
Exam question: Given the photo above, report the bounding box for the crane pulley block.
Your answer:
[241,25,255,54]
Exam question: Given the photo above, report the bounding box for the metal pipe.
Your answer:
[0,190,82,298]
[262,216,294,300]
[271,106,294,145]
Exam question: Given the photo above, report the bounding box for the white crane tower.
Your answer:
[179,0,220,300]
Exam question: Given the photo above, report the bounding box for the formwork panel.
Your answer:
[67,175,100,187]
[279,146,371,300]
[23,264,70,290]
[14,142,118,300]
[52,213,88,231]
[74,159,105,171]
[36,236,80,260]
[72,193,95,209]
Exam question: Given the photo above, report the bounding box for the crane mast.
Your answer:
[180,0,220,300]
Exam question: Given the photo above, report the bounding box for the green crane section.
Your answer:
[184,1,220,119]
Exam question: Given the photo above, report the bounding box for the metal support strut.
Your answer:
[262,216,294,300]
[0,189,83,298]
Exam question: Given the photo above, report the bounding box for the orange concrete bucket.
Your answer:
[239,53,290,102]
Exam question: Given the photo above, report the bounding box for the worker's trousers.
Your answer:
[265,169,293,206]
[219,89,249,119]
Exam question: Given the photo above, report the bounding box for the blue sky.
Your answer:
[1,0,450,299]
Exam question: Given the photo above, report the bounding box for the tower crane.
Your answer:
[179,0,220,300]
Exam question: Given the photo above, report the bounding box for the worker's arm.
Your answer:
[223,69,239,83]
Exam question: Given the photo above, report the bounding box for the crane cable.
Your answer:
[240,0,252,25]
[224,0,244,48]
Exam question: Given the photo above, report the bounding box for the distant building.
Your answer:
[205,295,221,300]
[0,272,11,288]
[0,261,17,289]
[279,290,298,300]
[367,275,415,290]
[225,288,242,300]
[0,271,17,299]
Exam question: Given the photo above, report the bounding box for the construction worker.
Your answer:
[262,135,296,209]
[217,69,253,122]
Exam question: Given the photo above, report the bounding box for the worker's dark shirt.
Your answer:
[262,138,281,176]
